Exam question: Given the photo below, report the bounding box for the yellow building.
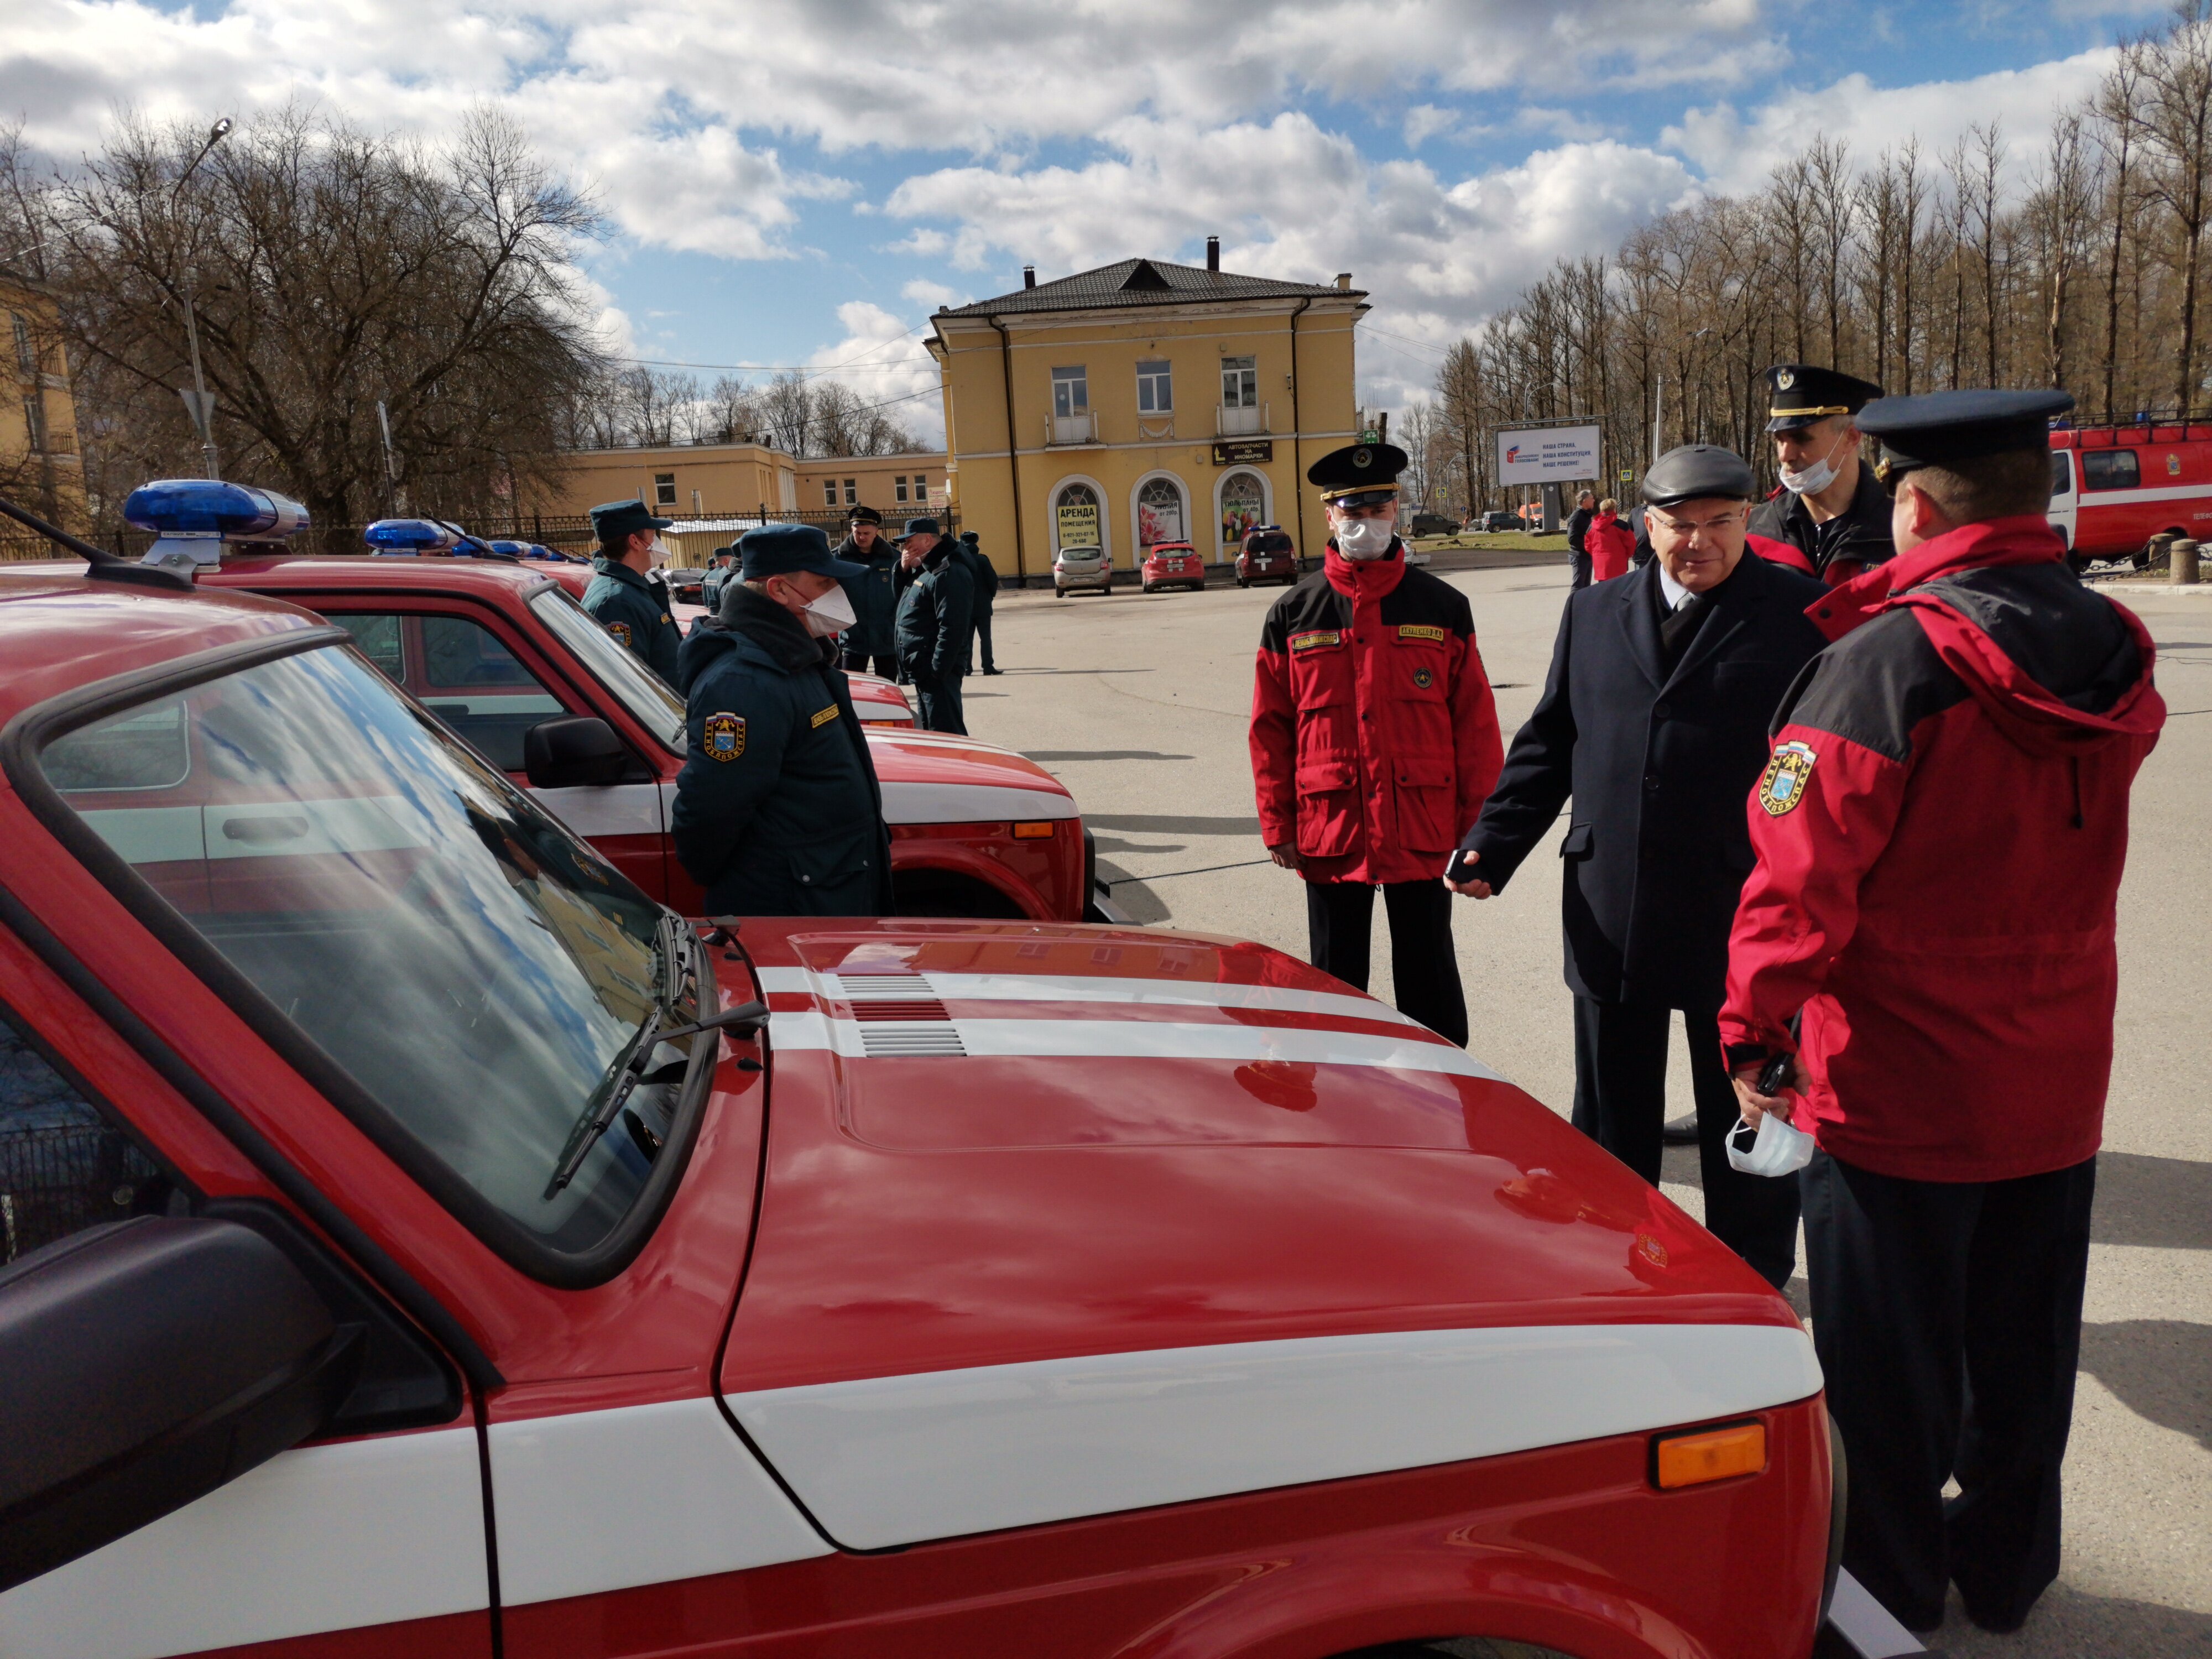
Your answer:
[795,451,947,520]
[2,276,88,535]
[926,247,1367,583]
[527,439,798,522]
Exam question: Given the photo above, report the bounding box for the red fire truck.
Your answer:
[2048,422,2212,566]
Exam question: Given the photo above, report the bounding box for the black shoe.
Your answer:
[1661,1113,1699,1146]
[1959,1593,2030,1635]
[983,667,1004,675]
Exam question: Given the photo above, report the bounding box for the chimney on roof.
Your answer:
[1022,265,1036,289]
[1206,236,1220,272]
[1335,272,1352,290]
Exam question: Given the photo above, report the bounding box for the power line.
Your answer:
[613,320,931,380]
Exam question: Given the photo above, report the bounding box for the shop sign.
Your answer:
[1211,440,1274,466]
[1056,499,1101,547]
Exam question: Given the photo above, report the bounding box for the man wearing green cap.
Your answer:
[583,498,683,683]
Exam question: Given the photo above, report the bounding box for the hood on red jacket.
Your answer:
[1813,515,2164,759]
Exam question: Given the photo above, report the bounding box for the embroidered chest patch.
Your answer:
[810,704,840,729]
[1757,740,1817,815]
[606,620,632,647]
[1397,624,1449,643]
[1288,629,1342,653]
[703,713,746,761]
[1411,666,1436,689]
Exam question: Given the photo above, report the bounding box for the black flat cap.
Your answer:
[959,530,979,544]
[1766,364,1885,432]
[738,522,867,581]
[849,504,883,525]
[901,515,941,539]
[1859,389,2075,484]
[589,498,674,540]
[1308,441,1407,507]
[1641,444,1757,508]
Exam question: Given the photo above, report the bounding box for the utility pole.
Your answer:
[170,116,233,480]
[1651,372,1663,465]
[376,400,404,514]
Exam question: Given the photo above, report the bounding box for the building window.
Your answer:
[912,473,930,500]
[824,479,839,507]
[1136,475,1187,549]
[1054,481,1103,555]
[22,394,45,453]
[654,472,676,508]
[895,477,910,503]
[843,478,858,506]
[1136,360,1172,414]
[1221,355,1258,409]
[1051,367,1088,418]
[10,312,34,376]
[1220,469,1265,548]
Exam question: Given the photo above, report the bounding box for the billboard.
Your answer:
[1496,424,1601,487]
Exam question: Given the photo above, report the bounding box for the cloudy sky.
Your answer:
[1,0,2164,444]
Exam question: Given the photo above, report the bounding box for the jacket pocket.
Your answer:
[1558,821,1594,859]
[1295,756,1361,859]
[1392,756,1458,853]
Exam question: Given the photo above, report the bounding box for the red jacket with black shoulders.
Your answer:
[1719,517,2165,1182]
[1250,541,1503,886]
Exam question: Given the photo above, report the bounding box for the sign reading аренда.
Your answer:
[1496,425,1601,487]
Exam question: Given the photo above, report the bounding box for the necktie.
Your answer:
[1659,589,1707,670]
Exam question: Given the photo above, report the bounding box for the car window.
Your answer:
[335,614,405,682]
[416,617,571,772]
[2080,449,2140,491]
[529,588,686,753]
[2,1005,181,1265]
[2051,453,2073,497]
[38,644,701,1260]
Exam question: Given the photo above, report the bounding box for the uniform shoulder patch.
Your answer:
[1288,629,1343,653]
[1397,624,1449,643]
[1411,666,1436,689]
[606,620,632,647]
[702,712,747,761]
[1757,739,1816,815]
[810,704,840,728]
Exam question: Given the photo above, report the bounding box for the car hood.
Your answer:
[719,920,1799,1396]
[861,727,1074,818]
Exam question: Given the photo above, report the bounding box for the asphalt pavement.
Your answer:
[961,557,2212,1657]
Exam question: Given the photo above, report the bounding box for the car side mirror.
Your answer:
[0,1217,360,1592]
[525,714,630,789]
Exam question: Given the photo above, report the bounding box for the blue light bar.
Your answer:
[124,478,311,540]
[363,518,460,554]
[486,539,530,557]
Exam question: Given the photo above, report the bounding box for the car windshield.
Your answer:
[38,641,697,1256]
[529,586,686,753]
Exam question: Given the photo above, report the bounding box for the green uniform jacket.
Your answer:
[671,588,894,917]
[583,557,684,684]
[894,544,974,683]
[836,538,902,656]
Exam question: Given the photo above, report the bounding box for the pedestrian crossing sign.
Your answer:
[1757,740,1816,815]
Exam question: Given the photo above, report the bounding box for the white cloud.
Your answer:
[900,278,964,308]
[805,301,945,447]
[1665,48,2119,195]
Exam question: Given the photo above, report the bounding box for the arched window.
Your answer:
[1053,480,1104,559]
[1219,470,1265,551]
[1135,475,1187,548]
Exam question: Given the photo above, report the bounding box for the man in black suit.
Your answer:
[1448,445,1828,1288]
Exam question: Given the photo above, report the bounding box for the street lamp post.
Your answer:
[170,116,232,481]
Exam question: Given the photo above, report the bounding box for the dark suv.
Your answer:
[1237,526,1298,586]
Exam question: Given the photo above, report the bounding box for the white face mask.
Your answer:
[647,536,674,566]
[1778,430,1851,497]
[1725,1109,1816,1178]
[1335,517,1395,560]
[798,581,857,638]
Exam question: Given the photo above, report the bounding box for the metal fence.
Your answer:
[1,1124,163,1264]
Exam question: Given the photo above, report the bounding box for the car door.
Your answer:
[322,604,672,902]
[0,975,493,1659]
[2047,450,2078,551]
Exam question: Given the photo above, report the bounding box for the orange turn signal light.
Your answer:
[1653,1421,1767,1490]
[1013,821,1057,839]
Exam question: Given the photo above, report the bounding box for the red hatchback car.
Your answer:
[0,561,1848,1659]
[1140,540,1207,593]
[1236,526,1298,587]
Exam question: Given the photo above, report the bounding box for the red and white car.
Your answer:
[1140,539,1207,593]
[0,558,1844,1659]
[2049,421,2212,566]
[16,551,1085,923]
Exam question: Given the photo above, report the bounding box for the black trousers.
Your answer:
[1802,1149,2094,1632]
[1569,997,1800,1289]
[968,615,995,674]
[1569,549,1593,589]
[914,675,967,735]
[1305,879,1466,1047]
[842,650,897,679]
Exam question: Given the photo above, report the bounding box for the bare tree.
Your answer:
[2030,109,2101,391]
[2141,1,2212,413]
[2096,44,2149,417]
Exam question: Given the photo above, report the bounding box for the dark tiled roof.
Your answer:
[940,258,1357,317]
